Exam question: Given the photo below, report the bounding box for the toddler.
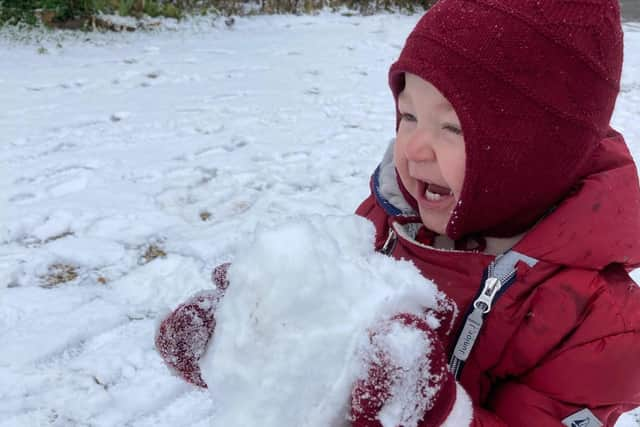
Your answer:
[156,0,640,425]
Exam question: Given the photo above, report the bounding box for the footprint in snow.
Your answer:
[26,84,56,92]
[281,151,310,160]
[223,141,248,152]
[194,145,225,157]
[193,124,224,136]
[8,192,38,204]
[111,112,132,122]
[16,166,95,186]
[221,137,250,152]
[47,179,88,198]
[45,172,92,198]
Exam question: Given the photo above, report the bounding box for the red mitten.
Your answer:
[351,312,457,427]
[155,263,230,388]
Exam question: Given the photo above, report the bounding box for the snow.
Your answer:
[202,215,444,426]
[1,12,640,427]
[371,321,434,427]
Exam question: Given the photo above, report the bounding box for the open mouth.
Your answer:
[417,180,453,202]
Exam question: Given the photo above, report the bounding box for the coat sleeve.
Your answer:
[355,189,392,251]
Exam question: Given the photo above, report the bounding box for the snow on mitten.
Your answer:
[350,312,457,427]
[155,263,230,387]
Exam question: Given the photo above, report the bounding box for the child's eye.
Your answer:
[443,124,463,136]
[400,113,417,122]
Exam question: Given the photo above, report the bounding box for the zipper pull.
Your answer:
[474,277,503,314]
[452,306,484,362]
[452,275,503,362]
[380,228,397,256]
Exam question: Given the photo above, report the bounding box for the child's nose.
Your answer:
[404,129,437,162]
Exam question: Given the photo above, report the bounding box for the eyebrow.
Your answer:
[398,90,454,112]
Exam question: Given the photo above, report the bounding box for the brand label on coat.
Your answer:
[561,409,603,427]
[452,309,483,361]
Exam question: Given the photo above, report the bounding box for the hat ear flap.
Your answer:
[389,69,406,132]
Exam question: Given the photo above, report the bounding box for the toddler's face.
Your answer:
[394,73,466,235]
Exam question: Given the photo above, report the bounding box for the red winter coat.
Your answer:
[355,129,640,426]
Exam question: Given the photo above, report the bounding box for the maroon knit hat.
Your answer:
[389,0,623,239]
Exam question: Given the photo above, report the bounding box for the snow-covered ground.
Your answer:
[1,13,639,427]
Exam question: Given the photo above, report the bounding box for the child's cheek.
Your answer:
[393,139,408,173]
[394,148,411,191]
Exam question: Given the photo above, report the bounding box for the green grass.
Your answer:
[0,0,433,28]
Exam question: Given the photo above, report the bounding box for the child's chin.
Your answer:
[418,211,448,235]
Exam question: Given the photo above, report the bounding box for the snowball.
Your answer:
[200,215,447,427]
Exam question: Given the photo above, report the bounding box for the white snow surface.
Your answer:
[1,13,640,427]
[371,321,434,427]
[202,215,443,427]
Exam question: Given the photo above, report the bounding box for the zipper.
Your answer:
[450,256,517,375]
[474,260,516,314]
[376,222,534,380]
[380,228,397,256]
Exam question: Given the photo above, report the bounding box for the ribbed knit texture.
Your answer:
[389,0,623,239]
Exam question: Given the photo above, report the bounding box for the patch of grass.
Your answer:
[0,0,40,25]
[44,230,74,243]
[1,0,435,28]
[143,0,161,16]
[1,0,186,26]
[141,243,167,264]
[41,263,78,288]
[161,2,181,19]
[93,375,108,390]
[118,0,134,16]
